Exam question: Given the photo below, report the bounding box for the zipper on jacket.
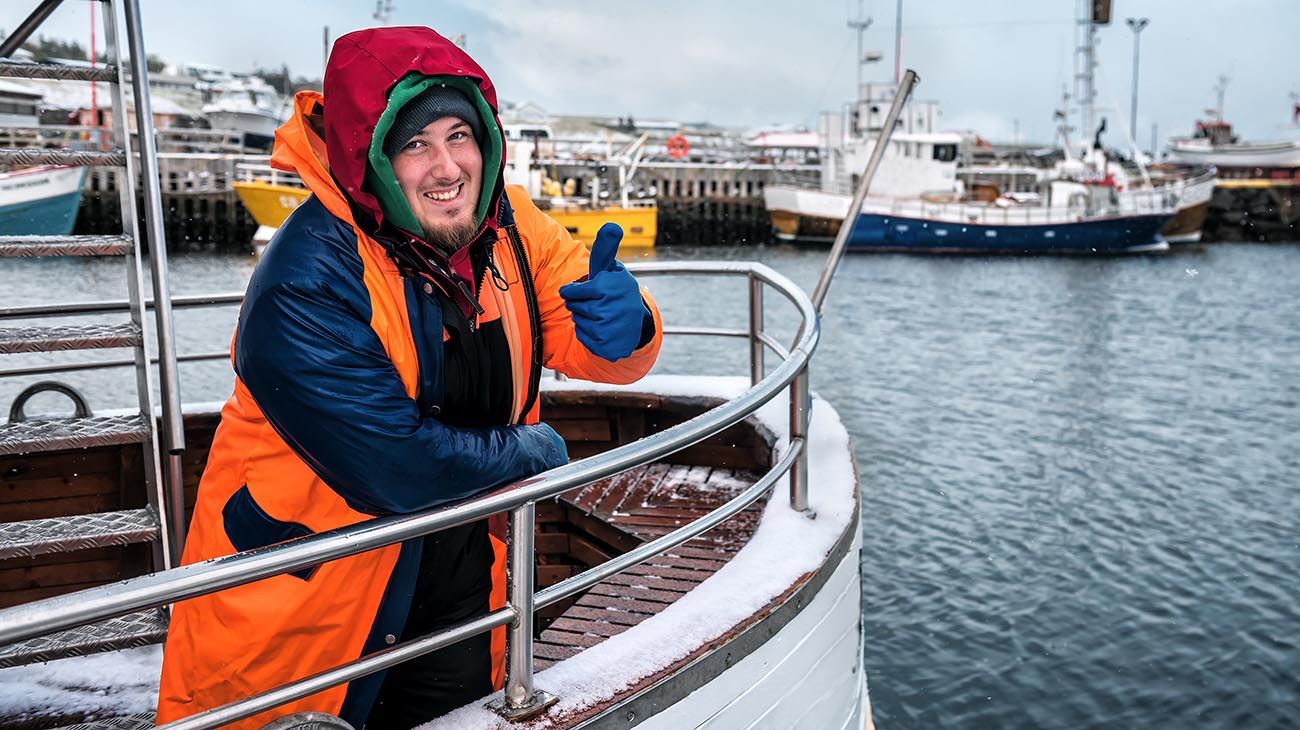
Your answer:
[505,224,543,421]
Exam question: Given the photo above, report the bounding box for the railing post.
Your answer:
[748,273,764,386]
[490,502,557,721]
[789,367,811,514]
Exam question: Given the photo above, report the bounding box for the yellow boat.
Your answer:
[233,172,657,250]
[535,199,657,249]
[232,179,309,229]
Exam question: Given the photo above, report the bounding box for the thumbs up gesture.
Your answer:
[559,222,651,362]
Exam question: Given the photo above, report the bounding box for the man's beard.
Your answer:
[423,219,478,254]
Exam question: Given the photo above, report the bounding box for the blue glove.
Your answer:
[559,222,651,362]
[518,422,569,473]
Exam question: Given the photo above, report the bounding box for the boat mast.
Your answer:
[1213,75,1229,122]
[893,0,904,85]
[1074,0,1106,153]
[1056,86,1077,162]
[848,0,872,105]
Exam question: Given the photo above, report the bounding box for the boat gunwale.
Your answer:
[558,494,861,730]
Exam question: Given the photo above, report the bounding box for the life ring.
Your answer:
[666,134,690,159]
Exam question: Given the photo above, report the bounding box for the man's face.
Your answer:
[390,116,483,250]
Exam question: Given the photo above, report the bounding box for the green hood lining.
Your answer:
[364,73,503,238]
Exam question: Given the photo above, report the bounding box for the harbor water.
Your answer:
[2,241,1298,728]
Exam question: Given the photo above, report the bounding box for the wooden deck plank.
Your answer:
[596,463,671,516]
[587,583,685,604]
[559,604,648,627]
[546,617,634,638]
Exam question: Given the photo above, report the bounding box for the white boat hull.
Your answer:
[1168,140,1300,168]
[640,527,869,730]
[205,110,281,140]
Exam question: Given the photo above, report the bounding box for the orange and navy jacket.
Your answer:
[156,27,662,728]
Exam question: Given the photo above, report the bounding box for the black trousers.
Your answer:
[366,521,494,729]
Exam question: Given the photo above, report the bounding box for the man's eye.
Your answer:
[404,140,424,151]
[449,131,468,141]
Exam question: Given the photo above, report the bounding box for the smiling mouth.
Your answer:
[423,184,463,202]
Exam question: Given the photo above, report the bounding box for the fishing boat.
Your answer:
[504,129,657,249]
[0,165,86,236]
[1164,82,1300,241]
[763,99,1182,254]
[231,163,309,252]
[1168,120,1300,169]
[0,2,889,727]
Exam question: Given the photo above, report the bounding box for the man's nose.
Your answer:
[428,142,460,181]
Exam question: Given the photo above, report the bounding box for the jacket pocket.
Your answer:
[221,485,317,581]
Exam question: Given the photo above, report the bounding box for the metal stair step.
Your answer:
[0,413,148,456]
[0,508,160,560]
[0,147,126,167]
[0,322,141,353]
[0,607,167,669]
[0,60,118,83]
[0,234,132,258]
[54,713,157,730]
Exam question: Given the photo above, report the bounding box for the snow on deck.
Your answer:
[0,375,858,727]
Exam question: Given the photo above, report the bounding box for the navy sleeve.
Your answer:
[234,215,565,515]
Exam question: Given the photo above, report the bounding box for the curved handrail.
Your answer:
[0,260,821,727]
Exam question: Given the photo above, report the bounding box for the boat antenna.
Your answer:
[810,69,918,313]
[1213,75,1229,122]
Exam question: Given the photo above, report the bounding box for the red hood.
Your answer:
[323,26,503,230]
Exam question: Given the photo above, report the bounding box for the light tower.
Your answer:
[1126,17,1149,150]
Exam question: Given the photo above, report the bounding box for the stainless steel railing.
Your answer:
[0,260,819,726]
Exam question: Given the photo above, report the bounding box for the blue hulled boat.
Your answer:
[768,179,1177,255]
[847,183,1174,254]
[0,165,87,235]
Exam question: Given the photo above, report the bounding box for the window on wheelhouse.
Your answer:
[933,144,958,162]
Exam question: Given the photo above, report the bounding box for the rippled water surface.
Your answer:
[2,241,1298,728]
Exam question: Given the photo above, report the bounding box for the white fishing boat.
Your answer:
[1168,114,1300,169]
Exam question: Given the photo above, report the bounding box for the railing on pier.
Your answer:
[0,261,819,727]
[235,162,305,187]
[0,124,252,154]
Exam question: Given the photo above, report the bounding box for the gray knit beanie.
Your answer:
[382,84,486,157]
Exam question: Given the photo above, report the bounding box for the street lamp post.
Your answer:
[1126,17,1149,152]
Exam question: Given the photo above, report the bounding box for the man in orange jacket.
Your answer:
[157,26,662,729]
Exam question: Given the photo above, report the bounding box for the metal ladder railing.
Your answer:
[0,0,185,666]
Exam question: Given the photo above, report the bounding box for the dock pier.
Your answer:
[69,153,818,251]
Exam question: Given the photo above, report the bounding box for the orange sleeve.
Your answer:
[505,186,663,384]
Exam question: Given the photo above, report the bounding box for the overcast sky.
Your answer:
[10,0,1298,146]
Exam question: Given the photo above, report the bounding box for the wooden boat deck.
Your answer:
[535,462,767,670]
